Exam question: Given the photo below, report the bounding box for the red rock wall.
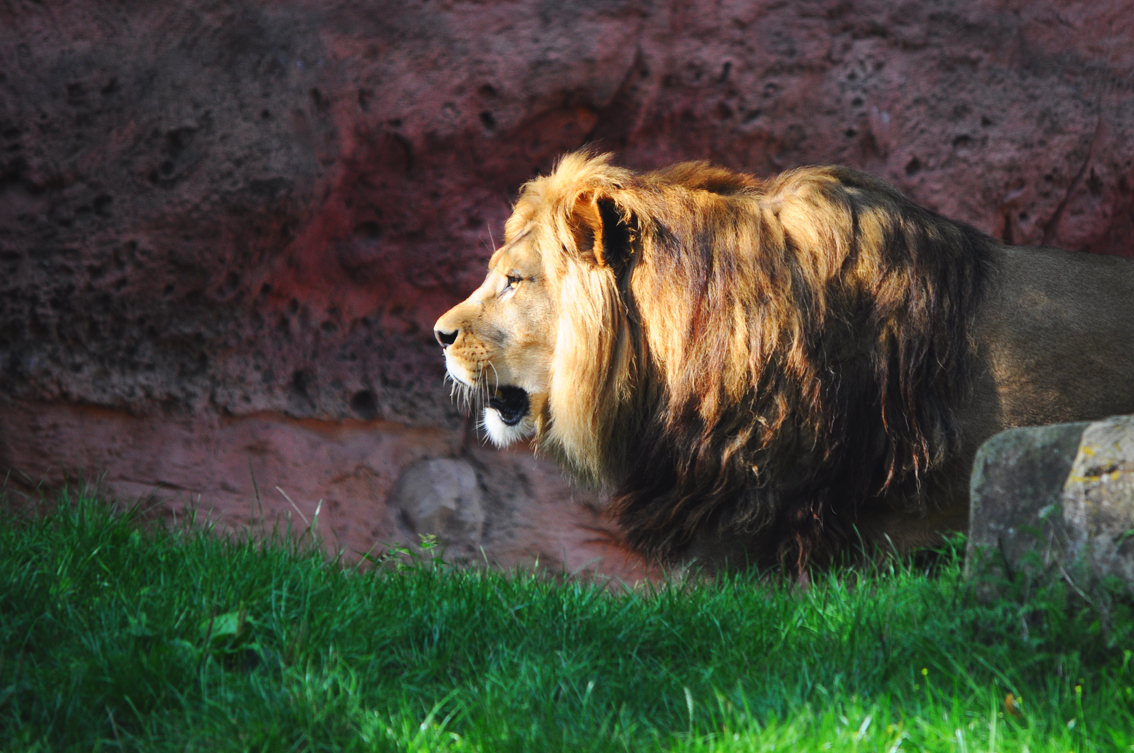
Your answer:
[1,0,1131,576]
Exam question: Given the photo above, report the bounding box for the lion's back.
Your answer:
[968,243,1134,432]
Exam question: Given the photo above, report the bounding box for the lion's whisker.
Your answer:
[486,361,500,393]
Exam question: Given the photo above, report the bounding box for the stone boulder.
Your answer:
[967,414,1134,592]
[391,458,486,558]
[1063,415,1134,588]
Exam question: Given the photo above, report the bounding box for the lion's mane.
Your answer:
[516,152,995,570]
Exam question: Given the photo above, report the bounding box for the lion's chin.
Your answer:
[483,386,535,447]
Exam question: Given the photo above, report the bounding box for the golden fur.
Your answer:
[435,151,1134,571]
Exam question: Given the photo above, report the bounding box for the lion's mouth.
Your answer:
[488,386,530,426]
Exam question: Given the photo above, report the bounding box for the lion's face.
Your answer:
[434,229,556,446]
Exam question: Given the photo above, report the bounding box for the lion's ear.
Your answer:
[570,193,634,272]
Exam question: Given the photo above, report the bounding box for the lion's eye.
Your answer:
[505,274,523,288]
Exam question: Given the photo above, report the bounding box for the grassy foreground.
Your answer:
[2,490,1134,752]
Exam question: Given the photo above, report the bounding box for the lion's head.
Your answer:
[431,211,554,450]
[434,153,642,479]
[436,151,999,570]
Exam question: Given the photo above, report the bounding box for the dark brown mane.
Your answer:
[596,163,996,570]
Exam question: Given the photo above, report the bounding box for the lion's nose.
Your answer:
[435,327,458,348]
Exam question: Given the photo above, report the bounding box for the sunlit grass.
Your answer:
[2,486,1132,751]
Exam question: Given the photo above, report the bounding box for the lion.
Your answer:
[434,151,1134,572]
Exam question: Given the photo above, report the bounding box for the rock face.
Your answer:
[968,415,1134,592]
[2,0,1134,576]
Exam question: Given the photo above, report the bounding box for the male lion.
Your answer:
[434,151,1134,571]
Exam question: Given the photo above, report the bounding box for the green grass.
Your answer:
[2,488,1134,752]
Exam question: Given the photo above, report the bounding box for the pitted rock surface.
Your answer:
[2,0,1134,576]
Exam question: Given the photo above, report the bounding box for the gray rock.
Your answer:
[965,421,1088,580]
[967,415,1134,595]
[1062,415,1134,588]
[391,458,485,552]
